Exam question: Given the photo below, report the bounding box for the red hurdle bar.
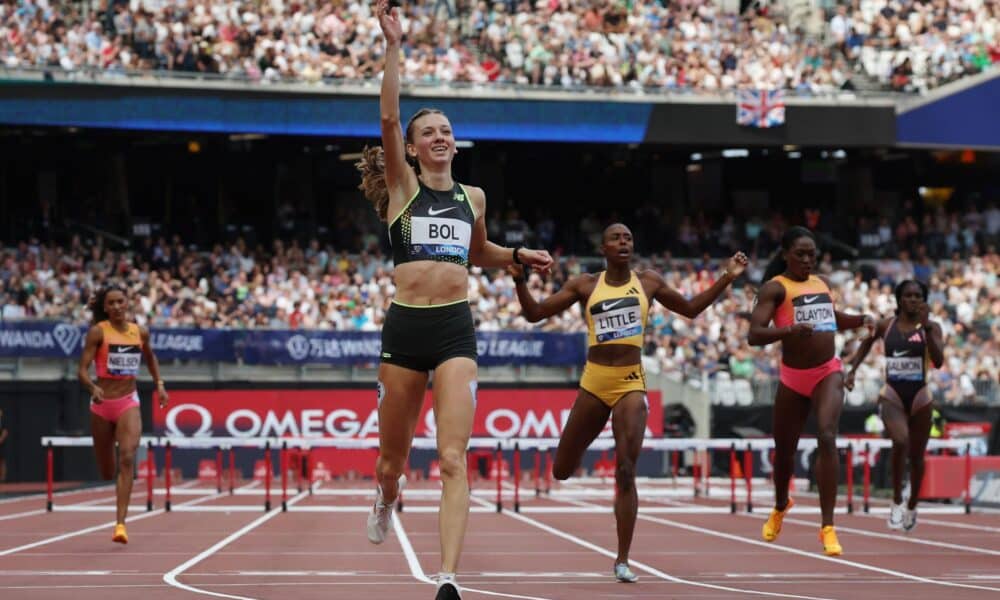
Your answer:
[533,447,541,498]
[692,453,701,498]
[514,442,521,513]
[216,447,223,494]
[264,441,272,512]
[165,441,173,511]
[545,449,553,495]
[846,446,854,514]
[729,443,737,514]
[46,441,53,512]
[146,440,154,511]
[281,441,288,512]
[228,447,236,495]
[744,445,753,513]
[863,443,871,513]
[495,442,503,513]
[705,449,712,498]
[307,447,315,493]
[295,448,304,493]
[964,443,972,514]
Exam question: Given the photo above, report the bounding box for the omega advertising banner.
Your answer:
[154,388,664,440]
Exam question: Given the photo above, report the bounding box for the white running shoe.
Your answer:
[435,573,462,599]
[887,502,905,530]
[903,507,917,532]
[366,475,406,544]
[614,563,639,583]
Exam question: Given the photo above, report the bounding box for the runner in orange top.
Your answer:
[77,286,168,544]
[749,227,875,556]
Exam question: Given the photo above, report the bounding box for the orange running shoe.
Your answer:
[112,524,128,544]
[819,525,842,556]
[761,497,795,542]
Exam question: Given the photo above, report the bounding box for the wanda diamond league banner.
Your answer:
[154,388,663,440]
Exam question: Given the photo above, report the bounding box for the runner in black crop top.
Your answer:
[388,181,477,267]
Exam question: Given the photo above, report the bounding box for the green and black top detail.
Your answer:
[389,181,477,268]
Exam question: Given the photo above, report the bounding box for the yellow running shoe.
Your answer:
[819,525,842,556]
[112,524,128,544]
[762,497,794,542]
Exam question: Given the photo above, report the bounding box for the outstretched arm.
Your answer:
[649,252,748,319]
[845,317,889,390]
[467,186,553,271]
[510,266,585,323]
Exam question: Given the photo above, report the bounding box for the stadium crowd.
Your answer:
[1,202,998,405]
[0,0,996,92]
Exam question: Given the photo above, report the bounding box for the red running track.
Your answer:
[1,478,998,600]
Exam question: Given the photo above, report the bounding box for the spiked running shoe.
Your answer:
[112,523,128,544]
[762,497,795,542]
[435,574,462,599]
[614,563,639,583]
[887,502,905,530]
[366,474,406,544]
[819,525,843,556]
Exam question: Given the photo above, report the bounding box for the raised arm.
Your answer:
[466,186,553,271]
[140,326,169,409]
[509,266,585,323]
[920,303,945,368]
[647,252,748,319]
[77,325,104,402]
[376,0,418,200]
[845,317,890,390]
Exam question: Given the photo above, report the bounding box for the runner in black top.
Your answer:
[847,280,944,532]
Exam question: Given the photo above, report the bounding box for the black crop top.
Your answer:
[388,181,477,267]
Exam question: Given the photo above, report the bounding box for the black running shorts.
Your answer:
[380,300,477,372]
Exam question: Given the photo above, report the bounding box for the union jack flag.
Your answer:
[736,89,786,128]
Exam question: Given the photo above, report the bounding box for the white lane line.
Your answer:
[0,481,244,556]
[0,509,48,522]
[857,513,1000,534]
[392,509,556,600]
[0,508,166,556]
[0,570,113,576]
[636,512,1000,593]
[757,514,1000,557]
[0,484,115,505]
[161,490,310,600]
[495,502,839,600]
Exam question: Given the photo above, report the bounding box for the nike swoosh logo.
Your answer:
[602,300,625,311]
[892,350,910,357]
[802,295,820,304]
[427,206,457,216]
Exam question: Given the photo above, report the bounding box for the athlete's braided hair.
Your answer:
[356,107,445,222]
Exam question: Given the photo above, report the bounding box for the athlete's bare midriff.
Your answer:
[394,260,468,305]
[780,334,836,369]
[94,377,138,398]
